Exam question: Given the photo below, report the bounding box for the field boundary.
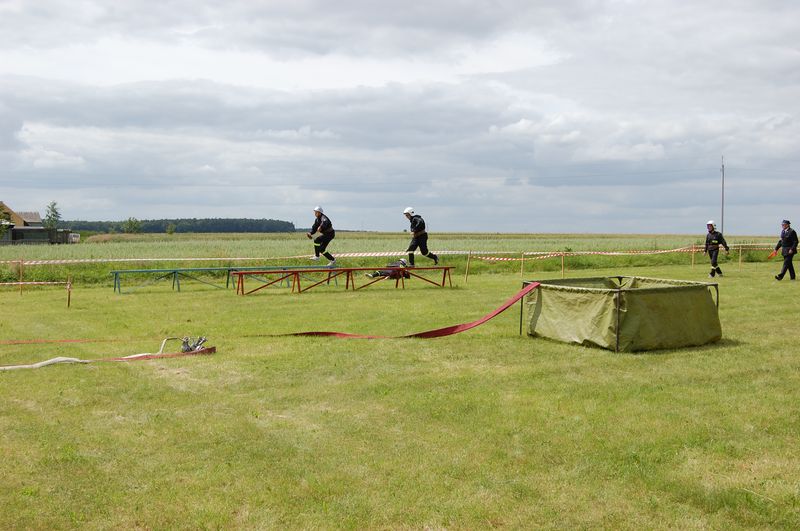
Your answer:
[0,243,776,266]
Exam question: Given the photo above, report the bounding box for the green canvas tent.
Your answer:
[524,276,721,352]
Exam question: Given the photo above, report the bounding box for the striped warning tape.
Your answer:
[0,245,777,266]
[0,281,70,286]
[2,251,471,265]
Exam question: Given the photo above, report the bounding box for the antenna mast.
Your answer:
[720,156,725,234]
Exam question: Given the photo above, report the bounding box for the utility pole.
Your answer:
[720,155,725,234]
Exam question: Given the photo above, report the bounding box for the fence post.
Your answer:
[691,245,695,269]
[520,252,525,278]
[18,259,23,295]
[67,276,72,308]
[464,251,472,283]
[738,243,743,271]
[561,253,565,278]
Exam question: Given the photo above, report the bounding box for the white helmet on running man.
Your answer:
[706,220,715,227]
[313,206,324,213]
[403,207,414,215]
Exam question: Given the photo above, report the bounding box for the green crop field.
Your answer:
[1,234,797,529]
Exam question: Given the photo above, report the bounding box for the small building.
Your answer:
[17,211,43,227]
[0,202,75,245]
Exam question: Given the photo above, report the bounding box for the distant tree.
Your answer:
[0,208,10,238]
[166,222,177,235]
[44,201,61,230]
[122,217,142,234]
[63,217,296,234]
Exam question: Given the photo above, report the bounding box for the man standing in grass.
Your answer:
[307,206,336,266]
[703,220,729,278]
[774,219,797,281]
[403,207,439,267]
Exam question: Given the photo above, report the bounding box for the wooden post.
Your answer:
[18,259,23,295]
[561,253,565,278]
[464,251,472,284]
[691,244,695,269]
[520,252,525,278]
[67,276,72,308]
[738,243,743,271]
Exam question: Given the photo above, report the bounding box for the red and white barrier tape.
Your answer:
[0,245,777,266]
[0,281,70,286]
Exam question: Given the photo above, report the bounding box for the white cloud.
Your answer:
[0,0,798,234]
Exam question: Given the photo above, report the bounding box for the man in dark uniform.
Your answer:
[703,220,729,278]
[307,206,336,266]
[403,207,439,267]
[774,219,798,281]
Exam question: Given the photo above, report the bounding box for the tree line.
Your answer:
[61,218,296,234]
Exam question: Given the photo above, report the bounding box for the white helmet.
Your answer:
[398,258,407,266]
[403,207,414,215]
[313,206,323,213]
[706,220,715,227]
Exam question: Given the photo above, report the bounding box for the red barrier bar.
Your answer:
[233,266,454,295]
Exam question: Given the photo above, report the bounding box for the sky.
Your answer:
[1,0,798,234]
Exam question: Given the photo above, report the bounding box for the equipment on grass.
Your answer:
[0,336,215,371]
[524,276,721,352]
[181,336,208,352]
[278,282,540,339]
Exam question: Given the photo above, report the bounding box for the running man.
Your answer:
[403,207,438,267]
[307,206,336,266]
[703,220,729,278]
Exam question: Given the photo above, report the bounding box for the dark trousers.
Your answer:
[708,249,722,275]
[778,253,796,280]
[406,233,437,265]
[314,232,335,260]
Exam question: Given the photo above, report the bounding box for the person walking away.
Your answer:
[703,220,729,278]
[774,219,798,281]
[403,207,439,266]
[307,206,336,266]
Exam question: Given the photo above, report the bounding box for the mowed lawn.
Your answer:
[1,262,798,529]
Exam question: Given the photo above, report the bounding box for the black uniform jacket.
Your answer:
[310,214,334,235]
[775,228,798,256]
[704,230,729,252]
[409,215,426,236]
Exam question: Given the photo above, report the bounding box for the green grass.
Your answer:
[1,255,798,528]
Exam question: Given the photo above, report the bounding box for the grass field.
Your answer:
[1,237,798,529]
[0,231,777,285]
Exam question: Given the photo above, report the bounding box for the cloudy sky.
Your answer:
[1,0,798,234]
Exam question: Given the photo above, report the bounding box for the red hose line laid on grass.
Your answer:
[283,282,540,339]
